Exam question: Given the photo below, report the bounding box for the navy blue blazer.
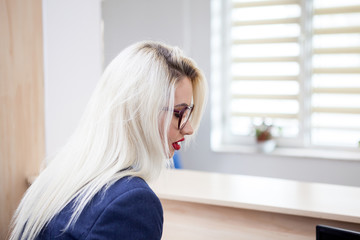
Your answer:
[35,176,163,239]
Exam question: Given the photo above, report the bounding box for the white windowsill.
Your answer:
[212,144,360,161]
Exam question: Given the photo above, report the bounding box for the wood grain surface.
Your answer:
[0,0,45,238]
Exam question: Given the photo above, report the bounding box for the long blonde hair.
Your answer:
[10,41,207,240]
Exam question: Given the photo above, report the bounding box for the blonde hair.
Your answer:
[10,41,207,240]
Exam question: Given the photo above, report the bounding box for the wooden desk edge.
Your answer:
[151,169,360,224]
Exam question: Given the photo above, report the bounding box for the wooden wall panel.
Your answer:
[0,0,45,238]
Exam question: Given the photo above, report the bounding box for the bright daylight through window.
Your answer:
[212,0,360,153]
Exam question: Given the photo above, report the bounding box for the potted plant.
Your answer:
[254,121,276,153]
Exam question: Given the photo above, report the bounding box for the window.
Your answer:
[211,0,360,153]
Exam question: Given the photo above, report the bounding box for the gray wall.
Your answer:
[102,0,192,66]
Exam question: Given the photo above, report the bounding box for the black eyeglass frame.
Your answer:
[163,104,194,130]
[174,104,194,130]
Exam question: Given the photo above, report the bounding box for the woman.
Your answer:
[10,41,207,239]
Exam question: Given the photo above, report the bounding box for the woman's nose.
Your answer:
[181,121,194,135]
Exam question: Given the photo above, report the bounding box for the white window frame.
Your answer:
[210,0,360,160]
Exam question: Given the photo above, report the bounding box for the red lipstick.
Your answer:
[172,138,185,151]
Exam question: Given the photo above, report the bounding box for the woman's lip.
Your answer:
[172,142,181,150]
[177,138,185,143]
[172,138,185,151]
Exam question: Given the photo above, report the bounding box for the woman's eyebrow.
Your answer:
[174,103,189,108]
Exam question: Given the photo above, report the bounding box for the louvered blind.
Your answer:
[311,0,360,147]
[230,0,302,145]
[229,0,360,148]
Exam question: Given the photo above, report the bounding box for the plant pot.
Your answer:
[257,139,276,153]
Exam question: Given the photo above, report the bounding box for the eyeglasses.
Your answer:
[164,104,194,130]
[174,104,194,130]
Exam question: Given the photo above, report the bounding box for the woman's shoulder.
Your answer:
[104,175,157,201]
[83,176,164,239]
[40,176,163,240]
[89,176,163,216]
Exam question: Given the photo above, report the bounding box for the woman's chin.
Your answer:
[168,147,175,158]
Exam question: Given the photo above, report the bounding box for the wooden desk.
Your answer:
[150,169,360,240]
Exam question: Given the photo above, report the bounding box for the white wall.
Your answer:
[42,0,103,156]
[43,0,360,187]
